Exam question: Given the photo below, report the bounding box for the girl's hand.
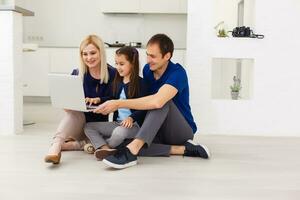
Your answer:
[85,97,101,106]
[121,117,134,128]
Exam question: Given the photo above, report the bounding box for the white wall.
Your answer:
[244,0,255,27]
[214,0,255,32]
[22,0,187,48]
[211,58,253,100]
[187,0,300,136]
[214,0,239,31]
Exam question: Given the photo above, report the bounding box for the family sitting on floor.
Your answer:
[44,33,210,169]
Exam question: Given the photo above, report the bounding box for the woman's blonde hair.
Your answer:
[79,35,109,84]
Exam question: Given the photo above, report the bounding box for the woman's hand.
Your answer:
[120,117,134,128]
[85,97,101,106]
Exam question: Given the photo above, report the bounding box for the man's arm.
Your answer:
[122,84,177,109]
[93,84,178,114]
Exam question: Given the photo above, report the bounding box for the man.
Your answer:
[94,34,210,169]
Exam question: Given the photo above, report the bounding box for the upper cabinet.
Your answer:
[178,0,187,13]
[100,0,140,13]
[140,0,186,14]
[101,0,187,14]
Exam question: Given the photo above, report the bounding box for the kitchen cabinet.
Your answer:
[140,0,186,14]
[22,48,78,96]
[179,0,187,13]
[100,0,140,13]
[23,49,50,96]
[172,49,186,67]
[101,0,187,14]
[48,48,79,74]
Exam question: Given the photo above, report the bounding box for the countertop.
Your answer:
[0,5,34,16]
[38,45,186,50]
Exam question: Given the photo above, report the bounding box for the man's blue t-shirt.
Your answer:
[143,61,197,133]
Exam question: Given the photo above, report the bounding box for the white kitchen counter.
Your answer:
[0,5,34,135]
[0,5,34,16]
[22,47,186,97]
[38,46,186,50]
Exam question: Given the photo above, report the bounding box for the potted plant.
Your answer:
[218,29,228,37]
[230,85,242,100]
[230,76,242,100]
[214,21,228,37]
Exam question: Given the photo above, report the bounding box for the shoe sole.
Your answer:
[94,149,117,160]
[102,159,137,169]
[84,144,95,154]
[187,139,211,159]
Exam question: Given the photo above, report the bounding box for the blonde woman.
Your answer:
[44,35,116,164]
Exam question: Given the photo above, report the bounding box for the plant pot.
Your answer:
[231,91,239,100]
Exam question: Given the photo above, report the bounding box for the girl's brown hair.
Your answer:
[113,46,140,98]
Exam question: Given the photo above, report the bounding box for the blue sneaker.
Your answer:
[184,140,211,159]
[102,147,137,169]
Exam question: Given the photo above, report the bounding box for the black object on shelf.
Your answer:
[229,26,264,39]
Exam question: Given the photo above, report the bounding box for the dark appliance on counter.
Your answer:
[105,41,142,48]
[129,42,142,48]
[104,41,125,48]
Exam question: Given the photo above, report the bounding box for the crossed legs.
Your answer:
[45,110,86,164]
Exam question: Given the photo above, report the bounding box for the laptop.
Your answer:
[48,73,98,112]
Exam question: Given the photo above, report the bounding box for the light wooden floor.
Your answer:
[0,102,299,200]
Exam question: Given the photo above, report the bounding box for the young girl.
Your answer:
[84,46,148,160]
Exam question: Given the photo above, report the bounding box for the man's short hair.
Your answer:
[147,33,174,59]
